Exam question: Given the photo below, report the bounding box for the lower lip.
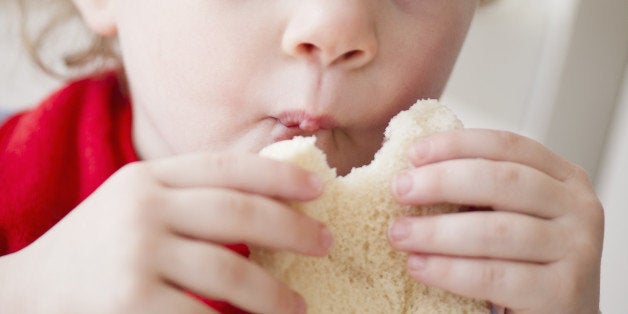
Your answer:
[270,124,313,142]
[276,111,338,130]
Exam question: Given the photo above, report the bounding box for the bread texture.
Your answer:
[251,99,490,313]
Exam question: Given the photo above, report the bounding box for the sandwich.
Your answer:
[251,99,490,313]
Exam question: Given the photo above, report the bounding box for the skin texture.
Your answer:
[0,0,603,313]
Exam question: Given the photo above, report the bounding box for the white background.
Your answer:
[1,0,627,312]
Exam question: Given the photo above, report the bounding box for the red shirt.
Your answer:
[0,72,248,313]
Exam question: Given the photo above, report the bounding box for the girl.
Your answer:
[0,0,603,313]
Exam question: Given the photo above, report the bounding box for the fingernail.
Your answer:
[408,255,427,271]
[393,173,413,196]
[295,295,307,314]
[319,227,334,252]
[389,219,411,241]
[410,140,431,162]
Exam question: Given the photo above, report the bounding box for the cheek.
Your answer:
[113,1,269,152]
[115,1,254,103]
[384,2,476,98]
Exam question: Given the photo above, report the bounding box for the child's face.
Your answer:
[98,0,478,174]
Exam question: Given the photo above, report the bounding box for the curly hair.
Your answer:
[17,0,119,79]
[19,0,496,79]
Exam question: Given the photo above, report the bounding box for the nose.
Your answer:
[281,1,378,70]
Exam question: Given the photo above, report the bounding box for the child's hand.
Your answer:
[388,129,604,314]
[6,153,328,314]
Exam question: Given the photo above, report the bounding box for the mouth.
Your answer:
[276,110,338,131]
[270,110,338,142]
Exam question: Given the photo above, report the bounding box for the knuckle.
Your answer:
[181,248,244,300]
[117,191,167,242]
[125,161,154,179]
[591,200,605,229]
[571,197,605,251]
[549,224,571,260]
[433,131,460,156]
[194,248,227,283]
[110,164,164,230]
[116,161,142,178]
[224,193,254,224]
[129,189,164,224]
[208,152,232,169]
[566,162,590,183]
[497,130,522,151]
[113,162,151,187]
[417,218,437,246]
[430,258,451,282]
[494,163,521,186]
[207,153,240,180]
[570,189,604,229]
[482,215,510,245]
[424,168,444,197]
[216,254,249,293]
[480,264,506,288]
[580,194,604,218]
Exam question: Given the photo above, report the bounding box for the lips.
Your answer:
[276,110,338,132]
[271,110,339,142]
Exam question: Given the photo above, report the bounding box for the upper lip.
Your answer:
[275,110,338,132]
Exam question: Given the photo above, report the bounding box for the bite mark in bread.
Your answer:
[251,99,490,313]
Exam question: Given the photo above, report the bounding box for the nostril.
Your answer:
[297,43,317,55]
[329,50,366,67]
[292,42,370,68]
[343,50,363,61]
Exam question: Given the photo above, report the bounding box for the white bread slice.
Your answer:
[251,99,490,313]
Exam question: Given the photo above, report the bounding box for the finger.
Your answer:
[406,254,552,311]
[157,236,306,314]
[388,212,567,263]
[152,285,217,314]
[393,159,571,218]
[145,152,323,201]
[409,129,578,182]
[163,188,333,256]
